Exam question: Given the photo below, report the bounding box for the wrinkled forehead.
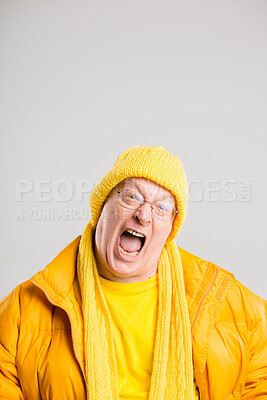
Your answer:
[118,177,175,203]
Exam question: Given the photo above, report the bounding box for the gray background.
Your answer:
[1,0,266,300]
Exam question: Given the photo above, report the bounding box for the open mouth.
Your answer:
[118,229,146,258]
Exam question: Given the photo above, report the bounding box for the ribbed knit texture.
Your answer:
[78,146,194,399]
[77,221,195,399]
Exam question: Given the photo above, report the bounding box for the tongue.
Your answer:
[119,231,143,253]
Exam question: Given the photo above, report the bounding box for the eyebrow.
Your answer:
[122,179,175,202]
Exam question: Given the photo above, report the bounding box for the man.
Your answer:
[0,145,266,399]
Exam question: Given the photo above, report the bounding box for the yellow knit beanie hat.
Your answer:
[90,145,188,243]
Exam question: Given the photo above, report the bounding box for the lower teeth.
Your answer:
[119,246,139,257]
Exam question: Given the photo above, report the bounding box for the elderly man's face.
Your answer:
[94,178,175,282]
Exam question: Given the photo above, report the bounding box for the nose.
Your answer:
[134,203,152,225]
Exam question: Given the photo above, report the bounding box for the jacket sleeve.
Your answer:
[0,288,24,399]
[242,297,267,400]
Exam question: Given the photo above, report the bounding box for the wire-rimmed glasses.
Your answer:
[116,189,178,222]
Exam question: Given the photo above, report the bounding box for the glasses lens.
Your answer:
[152,201,175,221]
[118,190,142,209]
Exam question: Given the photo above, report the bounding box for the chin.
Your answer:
[110,263,140,277]
[107,254,141,277]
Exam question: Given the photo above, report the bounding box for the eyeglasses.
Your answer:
[116,189,179,222]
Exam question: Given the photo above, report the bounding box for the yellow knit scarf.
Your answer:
[77,221,195,400]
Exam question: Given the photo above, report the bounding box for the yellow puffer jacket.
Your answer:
[0,237,266,399]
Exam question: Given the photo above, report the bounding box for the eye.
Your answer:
[159,204,167,210]
[154,202,172,213]
[122,190,142,204]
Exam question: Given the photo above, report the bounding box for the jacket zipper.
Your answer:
[191,267,219,333]
[31,278,86,383]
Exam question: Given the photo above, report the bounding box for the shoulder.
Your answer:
[179,246,234,301]
[220,277,267,340]
[179,245,267,335]
[0,280,53,357]
[0,279,52,315]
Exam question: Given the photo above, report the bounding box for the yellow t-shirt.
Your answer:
[100,274,199,400]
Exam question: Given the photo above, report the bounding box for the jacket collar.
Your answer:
[31,235,208,307]
[31,236,81,303]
